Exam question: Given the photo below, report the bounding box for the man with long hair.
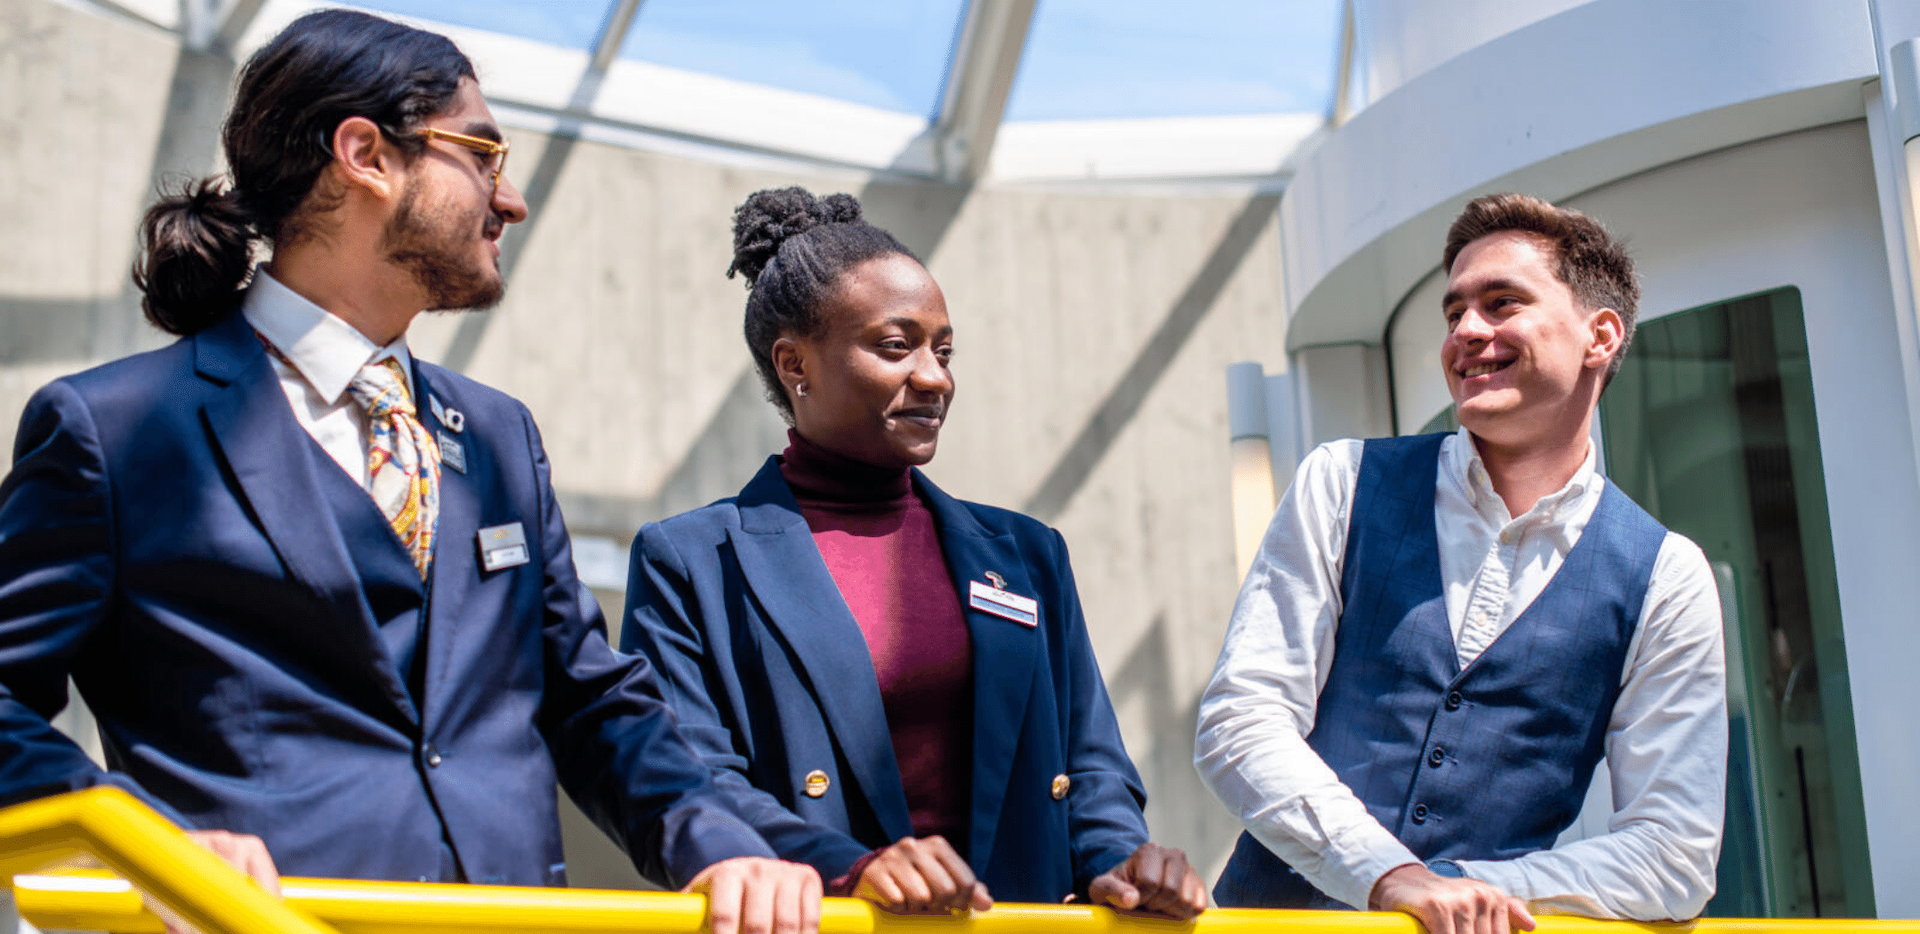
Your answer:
[0,11,818,931]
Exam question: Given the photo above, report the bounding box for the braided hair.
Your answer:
[727,187,918,420]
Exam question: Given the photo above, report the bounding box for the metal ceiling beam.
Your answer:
[589,0,645,77]
[1329,0,1357,126]
[932,0,1038,184]
[180,0,265,53]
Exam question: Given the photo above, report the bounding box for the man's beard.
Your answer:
[381,180,506,312]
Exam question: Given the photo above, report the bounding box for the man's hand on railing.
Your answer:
[143,829,284,934]
[1370,863,1536,934]
[682,856,822,934]
[850,835,993,914]
[185,830,282,897]
[1087,842,1208,920]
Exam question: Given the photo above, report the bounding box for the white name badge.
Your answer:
[478,522,530,572]
[968,580,1038,627]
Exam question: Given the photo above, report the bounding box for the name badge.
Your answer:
[478,522,529,572]
[968,580,1038,627]
[438,432,467,474]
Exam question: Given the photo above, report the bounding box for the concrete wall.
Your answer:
[0,0,1288,891]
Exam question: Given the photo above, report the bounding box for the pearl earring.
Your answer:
[796,383,808,398]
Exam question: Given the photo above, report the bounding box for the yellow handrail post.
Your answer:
[0,787,339,934]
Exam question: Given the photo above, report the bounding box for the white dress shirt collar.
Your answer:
[1443,426,1598,523]
[242,267,414,404]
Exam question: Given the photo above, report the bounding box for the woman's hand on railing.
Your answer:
[851,836,993,915]
[1087,842,1207,921]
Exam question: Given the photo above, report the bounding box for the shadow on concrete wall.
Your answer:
[857,176,973,263]
[1105,613,1243,868]
[558,365,789,538]
[440,130,582,374]
[0,44,236,371]
[1023,193,1281,524]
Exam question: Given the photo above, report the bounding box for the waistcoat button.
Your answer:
[1051,774,1071,800]
[1445,691,1463,710]
[1428,747,1446,767]
[1412,803,1429,823]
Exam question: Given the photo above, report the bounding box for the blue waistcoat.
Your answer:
[311,442,427,703]
[1215,433,1668,908]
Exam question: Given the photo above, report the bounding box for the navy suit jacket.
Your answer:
[0,310,772,887]
[620,458,1149,903]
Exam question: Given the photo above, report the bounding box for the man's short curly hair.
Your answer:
[1443,193,1640,383]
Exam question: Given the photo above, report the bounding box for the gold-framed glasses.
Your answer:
[418,127,509,192]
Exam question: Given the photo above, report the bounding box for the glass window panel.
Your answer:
[1418,405,1457,435]
[1004,0,1341,121]
[347,0,614,49]
[1600,288,1874,918]
[619,0,969,116]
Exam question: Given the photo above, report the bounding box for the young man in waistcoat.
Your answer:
[0,11,820,932]
[1196,193,1726,930]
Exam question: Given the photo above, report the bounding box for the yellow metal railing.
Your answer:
[0,786,336,934]
[7,787,1918,934]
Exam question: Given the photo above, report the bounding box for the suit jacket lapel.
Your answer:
[194,314,418,729]
[729,458,914,842]
[915,472,1038,868]
[414,364,481,727]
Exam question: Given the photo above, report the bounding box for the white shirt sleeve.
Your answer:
[1194,440,1421,910]
[1460,531,1728,920]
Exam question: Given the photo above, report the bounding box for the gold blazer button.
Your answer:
[1050,773,1071,800]
[803,770,831,798]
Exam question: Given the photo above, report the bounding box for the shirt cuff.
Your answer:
[1319,825,1422,910]
[1454,859,1522,897]
[827,848,885,897]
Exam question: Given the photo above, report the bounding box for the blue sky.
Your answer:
[349,0,1342,121]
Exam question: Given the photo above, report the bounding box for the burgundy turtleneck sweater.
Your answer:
[779,430,974,857]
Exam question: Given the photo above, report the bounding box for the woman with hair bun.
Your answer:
[621,187,1206,917]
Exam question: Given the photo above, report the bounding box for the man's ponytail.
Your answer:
[131,176,256,335]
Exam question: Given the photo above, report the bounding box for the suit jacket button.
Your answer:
[803,770,830,798]
[1051,774,1071,800]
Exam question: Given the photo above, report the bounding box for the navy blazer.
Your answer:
[620,457,1149,903]
[0,311,771,887]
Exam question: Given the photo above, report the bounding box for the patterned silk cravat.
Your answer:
[348,358,441,578]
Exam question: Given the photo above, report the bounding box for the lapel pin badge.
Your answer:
[985,570,1007,589]
[428,394,466,433]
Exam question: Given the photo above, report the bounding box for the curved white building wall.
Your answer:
[1283,0,1874,351]
[1348,0,1589,111]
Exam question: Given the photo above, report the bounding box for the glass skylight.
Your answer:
[619,0,970,116]
[349,0,613,50]
[1005,0,1342,121]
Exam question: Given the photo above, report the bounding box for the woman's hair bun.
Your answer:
[727,187,865,285]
